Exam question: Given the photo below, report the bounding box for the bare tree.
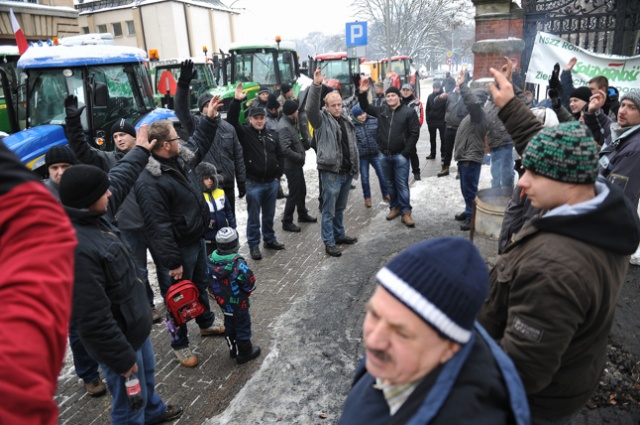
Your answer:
[349,0,474,68]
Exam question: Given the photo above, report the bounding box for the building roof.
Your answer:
[75,0,236,15]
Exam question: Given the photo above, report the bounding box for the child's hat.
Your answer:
[216,227,239,252]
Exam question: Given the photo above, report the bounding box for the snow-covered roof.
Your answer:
[18,45,147,69]
[0,46,19,57]
[76,0,236,15]
[228,39,297,53]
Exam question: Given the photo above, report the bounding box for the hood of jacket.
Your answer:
[209,251,239,278]
[145,145,196,177]
[532,181,640,255]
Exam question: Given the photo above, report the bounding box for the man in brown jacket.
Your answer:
[479,77,640,425]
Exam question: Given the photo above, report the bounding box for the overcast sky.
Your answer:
[232,0,359,41]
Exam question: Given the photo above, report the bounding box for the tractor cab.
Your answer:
[312,52,361,98]
[380,55,420,99]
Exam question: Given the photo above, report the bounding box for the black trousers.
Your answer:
[410,153,420,175]
[442,126,459,168]
[427,122,446,158]
[282,167,308,223]
[223,185,236,218]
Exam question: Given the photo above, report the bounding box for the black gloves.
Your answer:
[548,63,562,110]
[351,73,361,89]
[238,182,246,199]
[178,59,197,87]
[64,95,85,119]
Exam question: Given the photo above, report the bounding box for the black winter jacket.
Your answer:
[425,91,447,125]
[135,116,219,270]
[357,91,420,157]
[65,113,145,230]
[227,98,283,182]
[175,83,246,191]
[67,146,153,375]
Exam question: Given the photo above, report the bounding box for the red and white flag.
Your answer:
[9,8,29,55]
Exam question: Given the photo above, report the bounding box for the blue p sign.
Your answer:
[346,22,367,47]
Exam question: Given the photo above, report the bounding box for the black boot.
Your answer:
[226,336,237,359]
[236,340,261,364]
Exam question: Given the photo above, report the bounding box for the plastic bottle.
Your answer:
[125,373,143,410]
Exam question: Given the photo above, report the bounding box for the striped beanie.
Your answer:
[375,237,488,344]
[522,121,598,184]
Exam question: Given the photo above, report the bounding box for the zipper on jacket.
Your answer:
[387,109,395,152]
[259,131,268,176]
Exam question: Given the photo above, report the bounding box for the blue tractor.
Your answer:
[3,44,175,174]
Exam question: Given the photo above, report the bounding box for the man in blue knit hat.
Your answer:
[339,237,529,425]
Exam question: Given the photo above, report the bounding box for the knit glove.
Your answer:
[178,59,196,88]
[64,95,85,119]
[548,63,562,110]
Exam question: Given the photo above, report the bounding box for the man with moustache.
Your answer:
[339,237,529,425]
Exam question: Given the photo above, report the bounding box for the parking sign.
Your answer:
[346,22,367,47]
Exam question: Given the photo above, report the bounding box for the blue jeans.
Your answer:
[100,337,167,425]
[245,179,278,248]
[360,155,388,200]
[320,171,352,246]
[69,324,100,383]
[458,161,482,220]
[120,228,155,308]
[157,239,214,349]
[379,153,411,214]
[490,144,514,190]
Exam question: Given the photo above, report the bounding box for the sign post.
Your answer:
[346,22,367,57]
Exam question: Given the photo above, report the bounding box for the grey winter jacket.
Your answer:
[444,91,466,128]
[175,83,246,190]
[454,83,488,163]
[306,83,359,178]
[485,101,513,149]
[278,114,310,169]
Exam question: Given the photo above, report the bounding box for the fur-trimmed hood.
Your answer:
[146,145,196,177]
[195,161,225,187]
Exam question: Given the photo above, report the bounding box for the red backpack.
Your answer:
[165,280,205,326]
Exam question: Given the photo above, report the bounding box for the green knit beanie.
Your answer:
[521,122,598,184]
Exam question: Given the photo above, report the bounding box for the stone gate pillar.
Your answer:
[471,0,525,80]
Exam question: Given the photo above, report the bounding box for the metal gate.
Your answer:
[521,0,640,76]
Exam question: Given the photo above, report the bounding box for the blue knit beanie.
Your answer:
[351,104,364,117]
[376,237,489,344]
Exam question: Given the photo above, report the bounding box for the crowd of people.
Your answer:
[2,51,640,425]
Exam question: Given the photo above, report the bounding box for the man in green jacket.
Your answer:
[480,72,640,425]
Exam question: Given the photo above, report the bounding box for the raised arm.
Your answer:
[64,95,113,171]
[174,59,199,137]
[305,67,325,129]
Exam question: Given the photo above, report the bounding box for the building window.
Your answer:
[112,22,123,37]
[126,21,135,36]
[97,24,107,33]
[82,27,90,34]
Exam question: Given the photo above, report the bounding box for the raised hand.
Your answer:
[234,82,246,101]
[206,95,224,119]
[135,124,157,151]
[64,95,85,119]
[313,67,324,85]
[587,89,607,113]
[563,57,577,72]
[178,59,196,86]
[487,67,515,109]
[456,69,467,86]
[500,56,513,82]
[359,77,370,94]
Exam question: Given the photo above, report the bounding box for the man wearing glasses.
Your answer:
[135,96,227,368]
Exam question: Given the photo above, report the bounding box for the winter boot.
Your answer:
[437,166,450,177]
[236,340,261,365]
[226,336,237,359]
[401,211,415,228]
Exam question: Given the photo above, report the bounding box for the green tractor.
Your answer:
[0,46,22,135]
[210,37,312,121]
[149,55,218,111]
